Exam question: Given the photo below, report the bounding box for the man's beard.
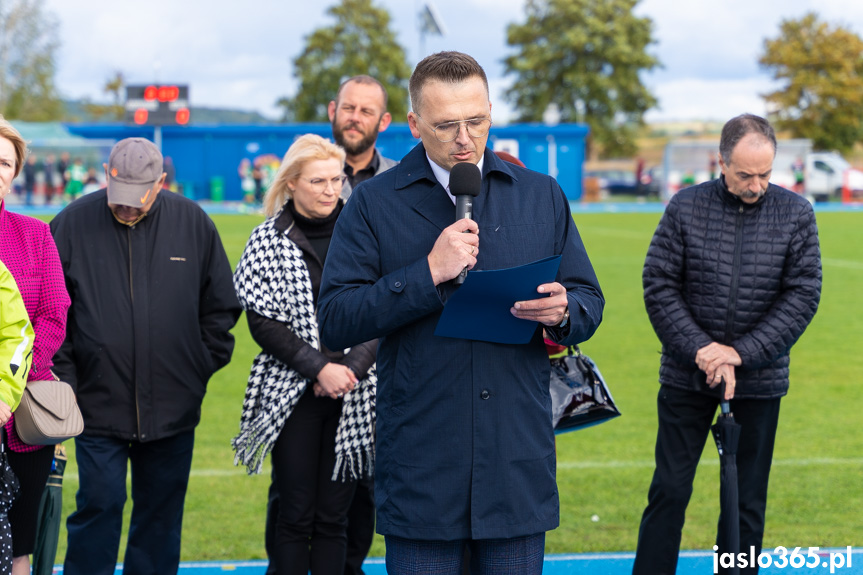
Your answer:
[333,120,379,156]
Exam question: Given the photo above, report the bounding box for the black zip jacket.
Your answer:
[50,190,241,441]
[643,177,821,399]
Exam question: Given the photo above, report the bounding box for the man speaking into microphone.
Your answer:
[319,51,604,574]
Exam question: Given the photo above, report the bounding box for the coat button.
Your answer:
[394,281,402,288]
[480,390,490,400]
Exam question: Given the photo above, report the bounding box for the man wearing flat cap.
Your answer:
[49,138,242,575]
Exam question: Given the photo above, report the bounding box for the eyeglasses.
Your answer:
[415,115,492,143]
[301,175,347,194]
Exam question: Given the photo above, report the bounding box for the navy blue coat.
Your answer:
[318,144,604,540]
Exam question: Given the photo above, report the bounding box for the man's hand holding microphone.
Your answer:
[427,162,569,328]
[428,162,482,286]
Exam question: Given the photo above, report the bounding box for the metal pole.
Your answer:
[547,135,558,179]
[416,0,423,63]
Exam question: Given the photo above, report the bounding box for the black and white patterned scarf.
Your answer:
[231,214,376,480]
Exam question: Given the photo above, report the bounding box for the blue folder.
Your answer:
[434,255,562,344]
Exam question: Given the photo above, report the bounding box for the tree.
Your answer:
[84,71,126,121]
[104,71,125,108]
[275,96,294,123]
[759,13,863,154]
[288,0,411,122]
[504,0,660,158]
[0,0,63,121]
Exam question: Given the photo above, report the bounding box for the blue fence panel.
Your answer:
[65,123,588,202]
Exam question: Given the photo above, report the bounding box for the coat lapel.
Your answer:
[411,182,455,232]
[394,144,455,232]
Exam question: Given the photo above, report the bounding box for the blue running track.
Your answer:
[43,547,862,574]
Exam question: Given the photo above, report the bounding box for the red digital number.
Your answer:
[175,108,190,125]
[143,86,158,101]
[134,109,149,125]
[157,85,179,102]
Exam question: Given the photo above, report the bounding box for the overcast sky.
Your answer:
[43,0,863,124]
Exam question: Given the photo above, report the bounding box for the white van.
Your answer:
[806,152,863,202]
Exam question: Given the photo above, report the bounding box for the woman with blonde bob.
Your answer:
[233,134,377,575]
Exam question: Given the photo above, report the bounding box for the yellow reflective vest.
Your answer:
[0,260,33,410]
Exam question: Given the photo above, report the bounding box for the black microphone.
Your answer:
[450,162,481,285]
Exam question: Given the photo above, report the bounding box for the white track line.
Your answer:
[557,457,863,470]
[822,257,863,270]
[58,457,863,482]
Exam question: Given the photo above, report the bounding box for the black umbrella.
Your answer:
[0,428,20,574]
[711,380,741,575]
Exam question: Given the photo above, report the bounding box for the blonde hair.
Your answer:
[264,134,346,218]
[0,115,28,178]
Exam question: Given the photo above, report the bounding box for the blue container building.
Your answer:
[64,123,589,202]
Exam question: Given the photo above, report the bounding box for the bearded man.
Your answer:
[328,75,398,201]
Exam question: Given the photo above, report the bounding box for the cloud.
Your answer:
[644,77,777,122]
[45,0,319,116]
[39,0,863,123]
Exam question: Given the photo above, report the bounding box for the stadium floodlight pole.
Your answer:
[153,59,162,153]
[418,1,446,62]
[543,104,561,179]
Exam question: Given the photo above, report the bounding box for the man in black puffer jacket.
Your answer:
[633,114,822,575]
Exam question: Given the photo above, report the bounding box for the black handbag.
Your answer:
[550,346,621,434]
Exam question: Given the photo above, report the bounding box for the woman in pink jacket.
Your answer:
[0,115,70,575]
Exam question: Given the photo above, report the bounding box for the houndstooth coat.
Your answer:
[232,205,376,478]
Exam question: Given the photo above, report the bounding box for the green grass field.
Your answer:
[44,210,862,563]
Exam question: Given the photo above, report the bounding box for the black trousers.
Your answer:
[269,386,357,575]
[7,445,54,557]
[344,475,375,575]
[266,414,375,575]
[633,386,781,575]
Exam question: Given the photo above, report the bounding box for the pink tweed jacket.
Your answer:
[0,201,70,452]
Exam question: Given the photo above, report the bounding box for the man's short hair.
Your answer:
[719,114,777,165]
[409,51,489,114]
[335,75,389,111]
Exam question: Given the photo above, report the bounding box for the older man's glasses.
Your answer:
[302,175,347,194]
[416,115,492,143]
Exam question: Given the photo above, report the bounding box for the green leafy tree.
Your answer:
[759,13,863,154]
[504,0,660,158]
[84,71,126,121]
[0,0,63,120]
[288,0,411,122]
[275,96,294,123]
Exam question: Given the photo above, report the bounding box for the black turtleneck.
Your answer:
[288,200,342,265]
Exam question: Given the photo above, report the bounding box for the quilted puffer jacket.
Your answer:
[643,177,821,399]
